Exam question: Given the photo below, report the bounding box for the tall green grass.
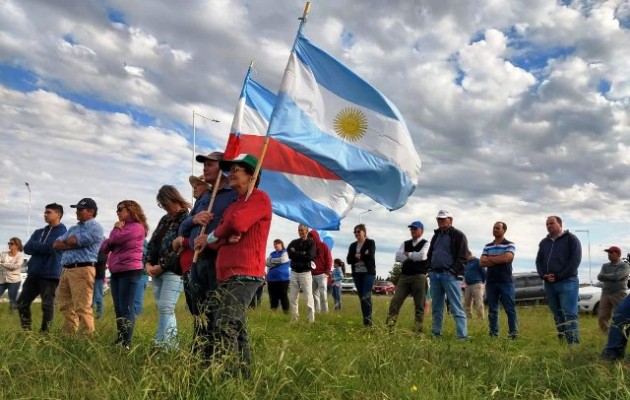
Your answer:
[0,292,628,399]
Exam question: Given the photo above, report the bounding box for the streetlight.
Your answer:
[25,182,31,238]
[192,110,220,176]
[359,209,372,224]
[575,229,592,284]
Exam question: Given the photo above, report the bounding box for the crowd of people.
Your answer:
[3,154,630,375]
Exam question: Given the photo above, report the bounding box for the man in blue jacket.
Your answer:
[17,203,67,332]
[427,210,469,339]
[178,151,237,358]
[535,215,582,344]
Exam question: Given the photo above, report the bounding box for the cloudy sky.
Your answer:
[2,0,630,281]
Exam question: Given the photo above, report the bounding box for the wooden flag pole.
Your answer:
[191,171,223,263]
[245,3,311,201]
[244,135,271,201]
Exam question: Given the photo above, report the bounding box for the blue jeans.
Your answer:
[486,282,518,337]
[601,294,630,360]
[134,274,148,316]
[152,272,183,347]
[544,277,580,344]
[110,273,142,346]
[0,282,21,310]
[332,286,342,310]
[430,272,467,338]
[214,278,262,376]
[92,278,104,318]
[352,273,375,326]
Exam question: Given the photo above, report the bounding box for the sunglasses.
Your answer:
[409,227,419,231]
[229,165,246,174]
[116,206,126,212]
[8,242,15,246]
[354,230,362,234]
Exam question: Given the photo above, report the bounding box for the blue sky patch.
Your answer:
[63,34,77,45]
[107,8,127,25]
[617,13,630,30]
[447,54,465,86]
[597,79,611,95]
[507,43,576,74]
[341,29,355,49]
[0,64,39,92]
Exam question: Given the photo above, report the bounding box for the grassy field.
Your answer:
[0,291,628,400]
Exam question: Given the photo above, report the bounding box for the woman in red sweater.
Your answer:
[195,153,272,376]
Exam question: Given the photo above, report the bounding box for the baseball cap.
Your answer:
[604,246,622,255]
[70,198,98,210]
[219,153,258,172]
[408,221,424,229]
[195,151,224,163]
[436,209,453,219]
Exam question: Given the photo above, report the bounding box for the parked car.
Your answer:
[578,285,630,315]
[513,272,546,302]
[341,277,356,294]
[483,272,546,304]
[578,285,601,314]
[373,280,395,295]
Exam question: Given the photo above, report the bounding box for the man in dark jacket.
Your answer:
[287,224,316,322]
[535,215,582,344]
[427,210,469,339]
[17,203,67,332]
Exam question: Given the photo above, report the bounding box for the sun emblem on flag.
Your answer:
[334,107,367,142]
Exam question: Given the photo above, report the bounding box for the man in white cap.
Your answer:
[427,210,469,339]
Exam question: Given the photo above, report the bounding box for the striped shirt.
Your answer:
[482,239,516,283]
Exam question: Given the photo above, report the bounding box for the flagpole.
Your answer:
[191,61,256,263]
[299,1,311,26]
[191,171,222,264]
[192,109,196,177]
[245,2,311,201]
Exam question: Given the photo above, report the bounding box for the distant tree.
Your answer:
[387,262,402,285]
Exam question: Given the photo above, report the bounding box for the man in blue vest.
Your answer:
[386,220,430,333]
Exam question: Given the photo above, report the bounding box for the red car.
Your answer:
[373,280,395,295]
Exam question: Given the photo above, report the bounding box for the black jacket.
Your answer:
[427,226,468,276]
[347,239,376,275]
[287,238,316,273]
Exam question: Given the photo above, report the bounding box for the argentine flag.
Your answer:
[267,29,422,211]
[229,76,357,230]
